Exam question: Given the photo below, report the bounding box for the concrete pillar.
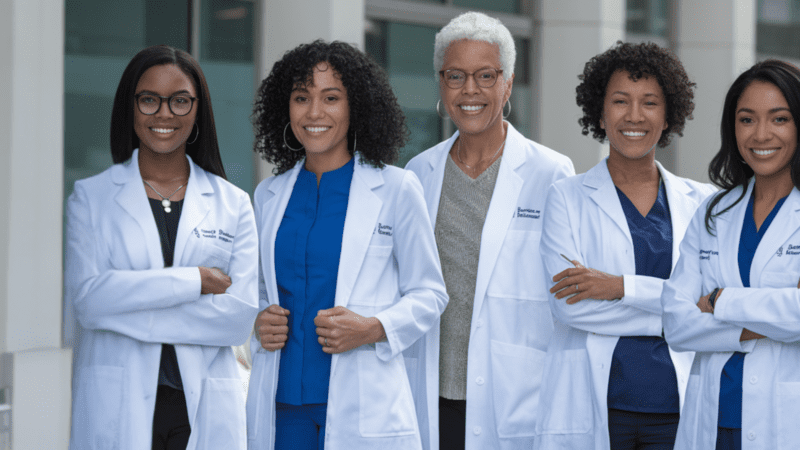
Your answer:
[0,0,72,448]
[673,0,756,181]
[253,0,366,182]
[532,0,625,174]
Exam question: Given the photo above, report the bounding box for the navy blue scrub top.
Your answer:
[275,158,354,405]
[718,194,787,428]
[607,181,680,413]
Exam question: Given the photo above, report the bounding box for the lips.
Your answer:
[151,127,176,134]
[304,126,331,133]
[751,148,778,156]
[460,105,485,112]
[621,130,646,137]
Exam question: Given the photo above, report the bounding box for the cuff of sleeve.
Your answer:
[169,267,203,305]
[621,275,634,305]
[373,312,396,361]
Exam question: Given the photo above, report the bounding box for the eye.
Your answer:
[326,95,339,102]
[293,95,307,103]
[775,115,791,123]
[173,96,191,105]
[738,117,753,124]
[446,71,465,81]
[139,95,158,104]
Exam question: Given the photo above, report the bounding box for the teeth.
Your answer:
[753,149,778,156]
[622,131,646,137]
[151,128,175,134]
[460,105,484,111]
[305,127,330,133]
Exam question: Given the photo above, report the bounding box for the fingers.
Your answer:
[266,304,290,316]
[259,327,288,351]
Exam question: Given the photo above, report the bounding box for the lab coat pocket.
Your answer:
[203,245,232,273]
[72,365,124,449]
[349,245,395,307]
[356,350,416,437]
[535,349,593,435]
[195,377,246,449]
[776,382,800,449]
[490,340,546,438]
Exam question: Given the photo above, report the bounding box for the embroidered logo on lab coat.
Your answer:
[699,249,719,260]
[515,207,541,219]
[785,245,800,255]
[374,223,393,236]
[198,228,235,242]
[777,246,784,257]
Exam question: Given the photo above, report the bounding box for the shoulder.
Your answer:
[517,138,574,172]
[70,163,122,202]
[199,168,251,207]
[405,138,452,174]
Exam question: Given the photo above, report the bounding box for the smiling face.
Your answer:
[439,39,513,137]
[601,70,668,161]
[133,64,198,157]
[289,62,351,163]
[735,80,797,182]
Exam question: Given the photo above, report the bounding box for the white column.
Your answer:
[673,0,756,181]
[253,0,366,182]
[0,0,72,449]
[532,0,625,174]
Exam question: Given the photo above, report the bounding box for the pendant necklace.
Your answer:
[143,179,185,213]
[457,136,506,173]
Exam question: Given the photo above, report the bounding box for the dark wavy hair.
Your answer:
[110,45,225,178]
[705,59,800,233]
[253,40,408,174]
[576,41,696,148]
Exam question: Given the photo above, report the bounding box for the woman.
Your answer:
[64,45,258,450]
[245,40,448,450]
[405,12,574,450]
[534,42,715,450]
[662,60,800,450]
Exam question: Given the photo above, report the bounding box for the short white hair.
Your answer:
[433,11,516,76]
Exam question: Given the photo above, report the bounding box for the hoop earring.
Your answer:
[283,123,304,152]
[436,100,450,120]
[502,100,512,119]
[187,123,199,145]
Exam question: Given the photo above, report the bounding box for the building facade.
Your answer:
[0,0,793,448]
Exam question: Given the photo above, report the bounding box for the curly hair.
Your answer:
[253,40,408,175]
[576,41,696,148]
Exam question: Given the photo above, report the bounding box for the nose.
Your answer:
[461,73,480,94]
[627,101,644,123]
[754,119,771,142]
[307,98,324,119]
[155,98,173,117]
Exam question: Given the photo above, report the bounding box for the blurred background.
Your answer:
[0,0,795,448]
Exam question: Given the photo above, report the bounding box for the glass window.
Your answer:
[626,0,670,38]
[757,0,800,59]
[452,0,520,14]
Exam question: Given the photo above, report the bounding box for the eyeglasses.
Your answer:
[439,68,503,89]
[134,93,197,116]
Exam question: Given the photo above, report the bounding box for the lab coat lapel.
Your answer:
[586,160,632,245]
[335,159,383,307]
[423,132,458,222]
[112,149,164,269]
[472,130,524,318]
[750,187,800,284]
[175,158,212,265]
[659,163,695,268]
[264,163,303,306]
[715,183,751,288]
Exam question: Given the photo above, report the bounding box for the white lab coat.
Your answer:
[245,156,448,450]
[662,179,800,450]
[534,159,715,450]
[64,149,259,450]
[405,123,575,450]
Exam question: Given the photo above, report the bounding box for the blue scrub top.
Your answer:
[274,158,354,405]
[718,193,787,428]
[607,182,680,413]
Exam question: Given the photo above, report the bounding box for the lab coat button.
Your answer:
[476,377,485,385]
[749,375,758,384]
[747,431,756,441]
[473,426,482,435]
[476,320,483,328]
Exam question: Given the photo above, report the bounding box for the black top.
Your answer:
[148,197,184,390]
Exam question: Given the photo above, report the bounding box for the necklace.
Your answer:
[143,179,185,213]
[456,136,506,172]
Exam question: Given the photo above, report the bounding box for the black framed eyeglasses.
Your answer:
[134,93,197,116]
[439,68,503,89]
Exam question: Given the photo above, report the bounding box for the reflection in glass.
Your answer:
[626,0,670,38]
[452,0,520,14]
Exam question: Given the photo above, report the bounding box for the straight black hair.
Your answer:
[110,45,226,179]
[705,59,800,233]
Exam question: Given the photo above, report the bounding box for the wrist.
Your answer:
[367,317,387,344]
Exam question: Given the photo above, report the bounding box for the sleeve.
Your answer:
[70,186,260,347]
[65,183,202,326]
[661,208,747,352]
[620,275,669,314]
[373,171,449,361]
[714,287,800,343]
[539,182,663,337]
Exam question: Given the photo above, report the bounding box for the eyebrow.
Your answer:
[609,91,661,98]
[737,107,791,114]
[292,86,343,93]
[135,89,193,96]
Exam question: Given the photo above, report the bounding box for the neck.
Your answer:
[607,148,659,186]
[138,147,190,182]
[457,120,507,162]
[304,146,352,185]
[753,168,794,203]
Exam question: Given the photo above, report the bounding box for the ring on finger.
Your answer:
[576,284,580,291]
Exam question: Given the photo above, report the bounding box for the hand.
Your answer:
[199,266,232,295]
[255,304,290,351]
[696,290,718,313]
[550,260,624,305]
[314,306,386,354]
[740,328,765,341]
